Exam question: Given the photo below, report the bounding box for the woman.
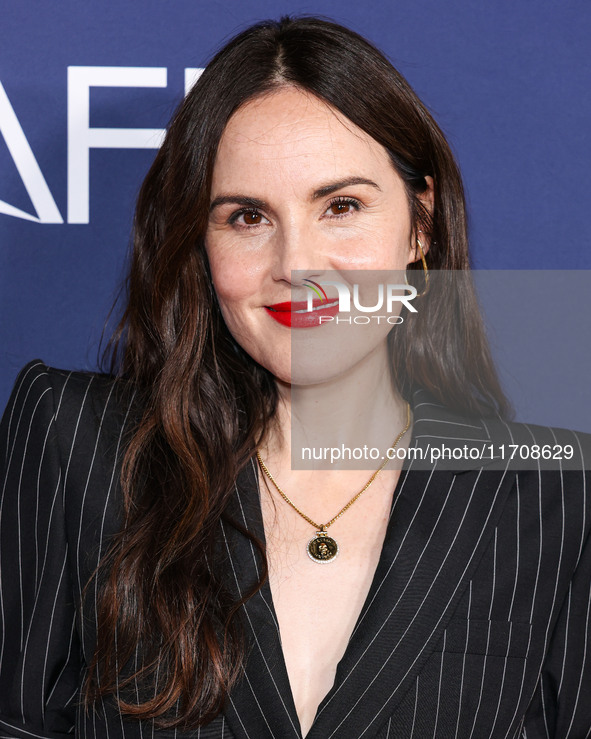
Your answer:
[1,15,589,739]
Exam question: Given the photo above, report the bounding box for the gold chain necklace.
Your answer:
[255,403,411,564]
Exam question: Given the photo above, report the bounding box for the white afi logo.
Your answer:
[0,66,203,224]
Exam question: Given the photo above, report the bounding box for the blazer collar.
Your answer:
[409,387,507,472]
[221,388,516,739]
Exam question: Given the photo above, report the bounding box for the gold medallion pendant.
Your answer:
[307,530,339,563]
[256,403,411,565]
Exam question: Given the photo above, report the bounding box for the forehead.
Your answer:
[212,86,393,185]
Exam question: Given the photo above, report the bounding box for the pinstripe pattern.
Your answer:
[0,359,590,738]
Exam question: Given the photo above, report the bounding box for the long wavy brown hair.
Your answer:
[84,13,511,729]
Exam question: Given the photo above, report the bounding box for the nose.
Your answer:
[270,219,331,287]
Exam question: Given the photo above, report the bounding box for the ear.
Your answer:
[409,175,435,263]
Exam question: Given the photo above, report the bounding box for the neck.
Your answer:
[261,341,409,472]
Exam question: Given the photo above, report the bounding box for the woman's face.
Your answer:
[205,86,433,385]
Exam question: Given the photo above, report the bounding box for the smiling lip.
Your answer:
[264,298,340,328]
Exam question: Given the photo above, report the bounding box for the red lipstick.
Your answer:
[264,298,340,328]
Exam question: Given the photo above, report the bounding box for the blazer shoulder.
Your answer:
[22,358,133,407]
[1,360,144,542]
[3,359,142,456]
[482,415,591,469]
[482,416,591,544]
[6,357,124,402]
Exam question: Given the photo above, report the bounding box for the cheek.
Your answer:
[338,220,412,270]
[207,251,262,318]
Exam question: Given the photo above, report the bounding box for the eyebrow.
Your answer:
[208,176,381,213]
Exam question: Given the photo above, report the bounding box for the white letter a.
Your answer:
[0,81,63,223]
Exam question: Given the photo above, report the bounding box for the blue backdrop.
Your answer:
[1,1,590,427]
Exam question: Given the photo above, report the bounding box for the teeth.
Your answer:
[294,300,339,313]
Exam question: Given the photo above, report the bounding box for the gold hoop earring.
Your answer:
[405,234,430,297]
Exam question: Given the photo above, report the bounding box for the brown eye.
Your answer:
[326,197,361,218]
[229,208,267,227]
[330,201,352,215]
[242,210,262,225]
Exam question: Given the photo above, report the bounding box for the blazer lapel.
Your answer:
[220,458,303,739]
[221,390,517,739]
[309,391,517,738]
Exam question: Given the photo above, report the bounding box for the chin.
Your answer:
[284,363,355,387]
[258,362,341,387]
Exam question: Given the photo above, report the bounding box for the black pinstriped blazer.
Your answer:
[0,359,590,738]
